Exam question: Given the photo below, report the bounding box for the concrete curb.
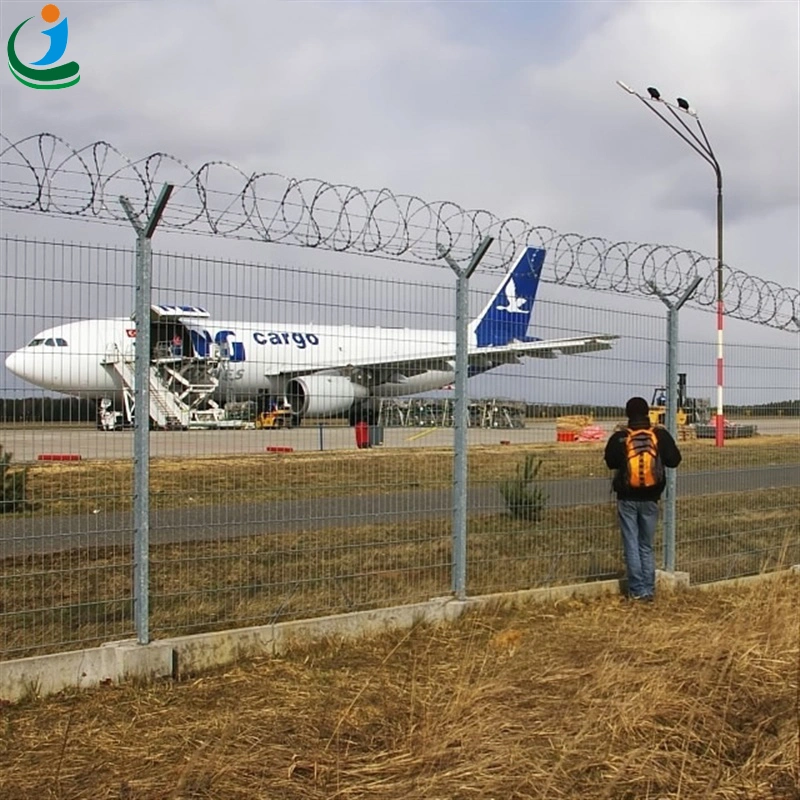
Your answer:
[1,567,796,704]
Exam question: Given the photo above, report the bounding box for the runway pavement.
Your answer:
[0,417,797,462]
[1,464,798,558]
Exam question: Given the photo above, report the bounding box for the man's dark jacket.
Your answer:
[604,417,682,501]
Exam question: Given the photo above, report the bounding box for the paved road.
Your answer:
[0,418,797,461]
[1,465,798,558]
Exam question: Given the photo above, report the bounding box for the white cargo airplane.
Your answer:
[5,247,617,424]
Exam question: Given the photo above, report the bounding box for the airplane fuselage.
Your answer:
[4,248,618,422]
[5,317,462,401]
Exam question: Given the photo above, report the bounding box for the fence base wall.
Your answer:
[3,567,796,704]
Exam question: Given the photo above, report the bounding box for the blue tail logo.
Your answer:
[471,247,545,346]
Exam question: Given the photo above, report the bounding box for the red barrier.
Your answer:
[265,446,294,453]
[37,454,82,461]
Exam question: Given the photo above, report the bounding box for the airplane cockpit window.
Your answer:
[27,338,45,347]
[44,338,56,346]
[56,338,68,347]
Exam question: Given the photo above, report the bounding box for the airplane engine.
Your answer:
[286,375,369,417]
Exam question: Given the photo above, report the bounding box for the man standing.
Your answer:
[604,396,682,601]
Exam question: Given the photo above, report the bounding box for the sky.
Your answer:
[0,0,798,406]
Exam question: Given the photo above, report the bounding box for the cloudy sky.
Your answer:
[0,0,798,405]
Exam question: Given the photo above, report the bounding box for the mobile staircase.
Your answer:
[101,343,222,429]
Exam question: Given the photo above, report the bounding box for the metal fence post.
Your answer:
[650,276,701,572]
[119,184,174,645]
[439,237,493,600]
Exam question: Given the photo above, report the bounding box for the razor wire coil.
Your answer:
[1,132,797,329]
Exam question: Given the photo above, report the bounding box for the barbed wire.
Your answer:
[1,132,797,329]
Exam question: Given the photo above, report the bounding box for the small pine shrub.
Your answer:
[499,453,548,522]
[0,444,27,514]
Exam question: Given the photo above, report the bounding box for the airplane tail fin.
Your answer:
[469,246,545,346]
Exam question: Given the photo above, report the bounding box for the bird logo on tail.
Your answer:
[496,278,528,313]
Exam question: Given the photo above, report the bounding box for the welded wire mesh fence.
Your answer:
[1,236,798,659]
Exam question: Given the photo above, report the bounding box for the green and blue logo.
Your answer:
[7,4,80,89]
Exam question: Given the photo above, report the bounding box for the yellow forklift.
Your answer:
[255,409,293,429]
[649,373,707,427]
[649,388,686,427]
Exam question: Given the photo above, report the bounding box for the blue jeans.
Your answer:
[617,499,659,598]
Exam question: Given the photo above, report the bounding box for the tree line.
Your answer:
[0,396,798,424]
[0,397,96,423]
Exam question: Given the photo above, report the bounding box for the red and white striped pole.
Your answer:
[713,145,725,447]
[716,299,724,445]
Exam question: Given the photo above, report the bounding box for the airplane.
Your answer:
[4,246,618,428]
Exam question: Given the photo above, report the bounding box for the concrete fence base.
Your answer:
[2,567,795,704]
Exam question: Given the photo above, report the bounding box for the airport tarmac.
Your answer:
[0,417,797,462]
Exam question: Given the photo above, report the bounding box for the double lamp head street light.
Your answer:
[617,80,726,448]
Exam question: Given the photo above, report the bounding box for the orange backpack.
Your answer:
[624,428,664,489]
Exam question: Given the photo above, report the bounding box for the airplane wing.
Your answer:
[468,335,619,362]
[267,334,619,384]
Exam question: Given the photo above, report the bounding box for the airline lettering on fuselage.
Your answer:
[187,329,321,360]
[252,331,320,349]
[189,329,246,362]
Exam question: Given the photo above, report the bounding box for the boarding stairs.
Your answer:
[102,343,221,429]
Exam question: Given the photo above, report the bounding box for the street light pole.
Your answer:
[617,81,726,447]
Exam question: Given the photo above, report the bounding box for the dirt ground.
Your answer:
[1,576,798,800]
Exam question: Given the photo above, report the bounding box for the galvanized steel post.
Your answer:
[439,237,493,599]
[650,276,701,572]
[120,184,174,644]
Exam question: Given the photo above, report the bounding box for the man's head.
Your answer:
[625,396,650,420]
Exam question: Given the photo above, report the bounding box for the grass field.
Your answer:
[2,435,798,659]
[0,576,797,799]
[14,435,800,516]
[2,486,798,660]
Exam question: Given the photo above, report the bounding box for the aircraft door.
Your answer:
[150,321,193,360]
[147,304,211,361]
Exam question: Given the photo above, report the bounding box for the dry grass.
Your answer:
[3,488,798,660]
[1,577,798,799]
[18,435,800,516]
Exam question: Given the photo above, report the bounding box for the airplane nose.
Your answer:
[5,350,26,379]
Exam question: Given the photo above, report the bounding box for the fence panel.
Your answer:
[1,237,136,658]
[1,234,798,661]
[675,338,800,582]
[465,285,663,594]
[144,250,457,640]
